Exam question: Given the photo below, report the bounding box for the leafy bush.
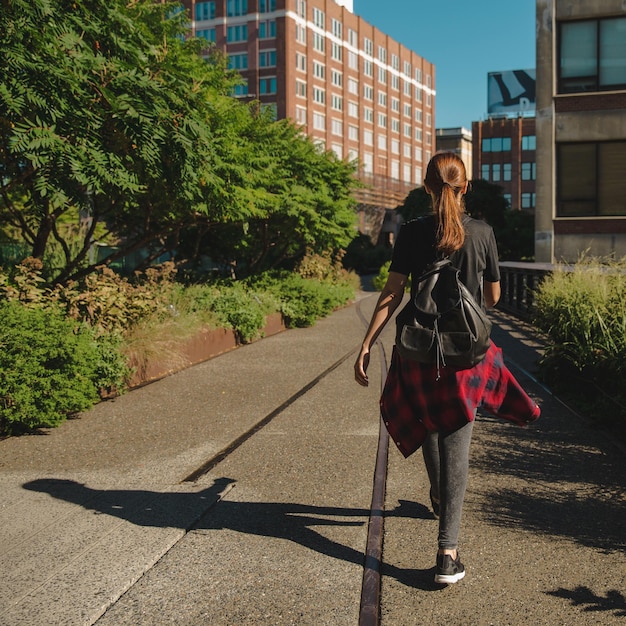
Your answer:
[245,270,355,328]
[0,301,111,434]
[373,261,391,291]
[533,257,626,437]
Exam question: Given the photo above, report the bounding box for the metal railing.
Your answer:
[497,262,556,320]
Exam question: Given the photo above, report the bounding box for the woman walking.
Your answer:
[354,152,539,584]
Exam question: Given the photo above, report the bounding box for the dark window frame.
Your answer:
[557,140,626,217]
[558,16,626,94]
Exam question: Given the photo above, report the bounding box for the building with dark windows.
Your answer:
[176,0,436,243]
[535,0,626,262]
[472,116,536,211]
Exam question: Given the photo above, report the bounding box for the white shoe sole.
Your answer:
[434,569,466,584]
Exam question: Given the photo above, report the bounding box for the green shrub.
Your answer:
[372,261,391,291]
[533,257,626,437]
[0,301,108,434]
[245,270,355,328]
[534,258,626,375]
[209,285,268,343]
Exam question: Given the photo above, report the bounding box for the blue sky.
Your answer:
[354,0,536,129]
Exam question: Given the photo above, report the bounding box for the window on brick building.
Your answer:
[521,162,536,180]
[227,25,247,42]
[195,2,216,21]
[559,17,626,93]
[503,163,512,181]
[557,141,626,216]
[521,193,536,209]
[227,0,247,17]
[313,7,324,29]
[196,28,216,42]
[259,20,276,39]
[259,0,276,11]
[481,164,490,180]
[522,135,536,151]
[313,112,325,130]
[259,50,276,68]
[228,53,248,70]
[259,77,277,95]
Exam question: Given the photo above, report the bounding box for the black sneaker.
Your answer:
[434,552,466,584]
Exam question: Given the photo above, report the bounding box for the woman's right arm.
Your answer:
[354,271,408,387]
[484,280,501,308]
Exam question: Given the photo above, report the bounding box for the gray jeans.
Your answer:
[421,418,475,550]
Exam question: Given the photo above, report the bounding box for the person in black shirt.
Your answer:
[354,152,501,584]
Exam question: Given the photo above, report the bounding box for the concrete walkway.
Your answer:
[0,294,624,625]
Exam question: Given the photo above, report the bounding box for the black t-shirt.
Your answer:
[389,214,501,305]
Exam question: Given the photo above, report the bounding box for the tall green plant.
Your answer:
[534,257,626,378]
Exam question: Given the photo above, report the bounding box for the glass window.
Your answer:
[313,112,325,131]
[600,19,626,86]
[521,162,536,180]
[259,77,277,95]
[332,18,342,38]
[503,193,512,206]
[259,0,276,12]
[503,163,512,181]
[259,50,276,68]
[332,118,343,136]
[312,32,324,53]
[227,0,247,17]
[232,81,248,97]
[521,193,535,209]
[228,53,248,70]
[492,163,501,182]
[313,86,325,103]
[195,2,216,20]
[259,20,276,39]
[557,142,626,216]
[502,137,511,151]
[482,138,491,152]
[227,25,247,42]
[481,164,490,180]
[522,135,536,151]
[560,17,626,92]
[196,28,216,42]
[491,137,503,152]
[313,7,324,29]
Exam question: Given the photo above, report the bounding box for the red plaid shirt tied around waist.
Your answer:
[380,341,540,458]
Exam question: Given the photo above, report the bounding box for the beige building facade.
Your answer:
[536,0,626,262]
[435,127,473,179]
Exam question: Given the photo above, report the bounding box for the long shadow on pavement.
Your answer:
[23,477,443,591]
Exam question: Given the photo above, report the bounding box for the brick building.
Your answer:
[472,116,536,211]
[179,0,436,241]
[535,0,626,262]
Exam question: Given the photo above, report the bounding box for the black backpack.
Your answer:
[395,258,492,373]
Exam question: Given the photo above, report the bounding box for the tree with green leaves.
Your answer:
[1,0,359,283]
[183,117,359,277]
